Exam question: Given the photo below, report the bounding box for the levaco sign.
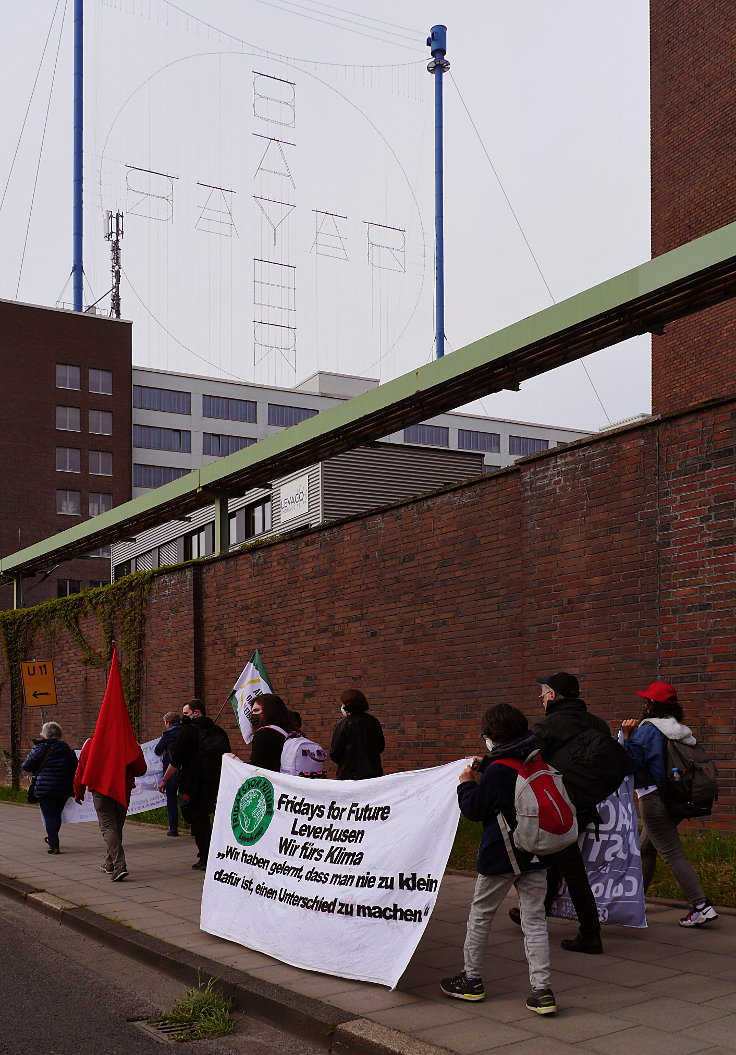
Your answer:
[280,474,309,523]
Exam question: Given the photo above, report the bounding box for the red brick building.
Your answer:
[0,299,132,607]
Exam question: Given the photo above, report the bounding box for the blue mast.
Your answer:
[73,0,83,311]
[427,25,450,359]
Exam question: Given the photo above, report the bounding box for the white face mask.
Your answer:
[340,705,348,717]
[484,737,495,753]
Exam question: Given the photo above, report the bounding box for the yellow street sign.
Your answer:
[21,661,58,708]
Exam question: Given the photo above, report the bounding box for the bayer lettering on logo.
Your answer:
[231,777,275,846]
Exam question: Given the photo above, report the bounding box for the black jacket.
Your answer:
[533,696,610,771]
[457,732,546,875]
[330,711,385,780]
[171,716,230,800]
[22,739,77,799]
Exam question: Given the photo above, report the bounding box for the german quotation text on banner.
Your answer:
[200,756,464,988]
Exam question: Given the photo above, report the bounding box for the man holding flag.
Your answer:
[73,646,147,882]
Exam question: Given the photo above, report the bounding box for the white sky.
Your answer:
[0,1,650,430]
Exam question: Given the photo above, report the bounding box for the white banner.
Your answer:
[200,756,463,988]
[61,738,166,824]
[549,775,647,928]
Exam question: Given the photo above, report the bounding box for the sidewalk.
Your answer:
[2,801,736,1055]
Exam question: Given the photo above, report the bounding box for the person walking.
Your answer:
[158,699,230,870]
[440,704,557,1015]
[329,689,384,780]
[22,722,77,854]
[621,681,718,927]
[154,712,183,836]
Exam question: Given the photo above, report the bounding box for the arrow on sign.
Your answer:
[32,691,49,698]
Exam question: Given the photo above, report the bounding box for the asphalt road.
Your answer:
[0,896,321,1055]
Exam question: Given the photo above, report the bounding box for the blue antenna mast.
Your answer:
[73,0,83,311]
[427,25,450,358]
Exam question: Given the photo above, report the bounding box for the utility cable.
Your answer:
[16,0,68,299]
[449,72,611,423]
[0,0,64,219]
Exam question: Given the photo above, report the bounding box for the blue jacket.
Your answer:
[457,732,547,876]
[22,739,77,799]
[154,725,182,769]
[623,717,695,789]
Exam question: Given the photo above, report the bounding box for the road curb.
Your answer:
[0,869,438,1055]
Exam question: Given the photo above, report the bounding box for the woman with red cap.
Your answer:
[621,681,717,928]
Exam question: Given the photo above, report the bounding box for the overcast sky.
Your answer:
[0,1,650,430]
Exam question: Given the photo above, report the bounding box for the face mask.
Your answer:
[181,715,191,724]
[251,712,260,728]
[484,737,495,753]
[340,705,348,717]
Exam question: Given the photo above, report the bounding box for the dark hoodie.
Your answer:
[457,731,547,875]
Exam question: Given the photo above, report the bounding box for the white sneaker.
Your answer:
[679,900,718,927]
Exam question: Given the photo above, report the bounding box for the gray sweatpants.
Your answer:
[93,792,128,872]
[464,870,551,991]
[639,790,705,905]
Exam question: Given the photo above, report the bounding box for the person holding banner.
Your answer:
[249,693,291,771]
[441,704,557,1016]
[330,689,385,780]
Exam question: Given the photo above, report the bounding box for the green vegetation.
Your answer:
[148,976,237,1042]
[447,816,736,908]
[0,784,27,804]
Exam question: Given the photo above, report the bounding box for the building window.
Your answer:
[56,489,81,515]
[114,560,132,579]
[57,579,81,597]
[482,464,502,473]
[229,498,273,545]
[88,546,112,558]
[89,409,113,435]
[133,463,190,489]
[56,364,81,390]
[183,526,213,560]
[89,580,107,590]
[133,424,191,453]
[203,433,256,457]
[89,450,113,476]
[133,385,191,415]
[509,435,549,456]
[56,406,81,432]
[56,447,81,472]
[203,394,257,422]
[89,492,114,516]
[89,368,113,395]
[403,424,450,447]
[267,403,318,428]
[458,428,501,453]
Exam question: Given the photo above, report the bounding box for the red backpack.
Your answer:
[494,751,578,871]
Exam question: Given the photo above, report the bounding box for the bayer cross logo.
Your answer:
[231,776,275,845]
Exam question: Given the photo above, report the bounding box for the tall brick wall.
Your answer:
[651,1,736,414]
[3,397,734,827]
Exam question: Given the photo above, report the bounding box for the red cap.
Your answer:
[635,681,678,703]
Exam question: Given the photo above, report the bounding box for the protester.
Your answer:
[280,710,328,777]
[441,704,556,1015]
[249,693,291,771]
[621,681,718,927]
[22,722,77,854]
[154,711,183,836]
[158,699,230,870]
[329,689,385,779]
[521,672,611,954]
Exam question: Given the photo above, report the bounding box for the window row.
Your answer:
[403,426,550,457]
[57,365,113,394]
[57,490,114,516]
[57,579,109,597]
[132,385,318,428]
[133,463,191,489]
[130,426,257,457]
[57,406,112,434]
[56,448,112,475]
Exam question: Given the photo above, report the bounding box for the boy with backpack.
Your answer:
[441,704,570,1016]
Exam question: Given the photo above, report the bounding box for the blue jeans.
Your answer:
[38,796,67,851]
[165,777,180,833]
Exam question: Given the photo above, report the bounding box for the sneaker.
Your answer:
[440,971,485,1001]
[679,900,718,927]
[111,867,129,882]
[509,907,522,926]
[100,863,114,873]
[166,830,180,837]
[561,933,603,954]
[526,988,557,1015]
[47,848,60,855]
[191,859,207,871]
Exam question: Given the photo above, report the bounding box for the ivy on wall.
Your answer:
[0,571,156,786]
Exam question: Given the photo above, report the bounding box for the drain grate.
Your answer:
[133,1020,192,1044]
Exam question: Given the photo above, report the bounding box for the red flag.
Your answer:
[80,645,145,807]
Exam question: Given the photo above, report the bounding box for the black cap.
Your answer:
[536,672,580,698]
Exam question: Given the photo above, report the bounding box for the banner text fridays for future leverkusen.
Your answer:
[200,756,465,989]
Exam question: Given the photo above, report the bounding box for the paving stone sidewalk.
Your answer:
[1,801,735,1055]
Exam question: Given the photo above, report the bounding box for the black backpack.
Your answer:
[660,737,718,819]
[191,724,230,795]
[551,727,630,811]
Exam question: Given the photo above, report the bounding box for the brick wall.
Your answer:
[2,397,733,826]
[651,1,736,414]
